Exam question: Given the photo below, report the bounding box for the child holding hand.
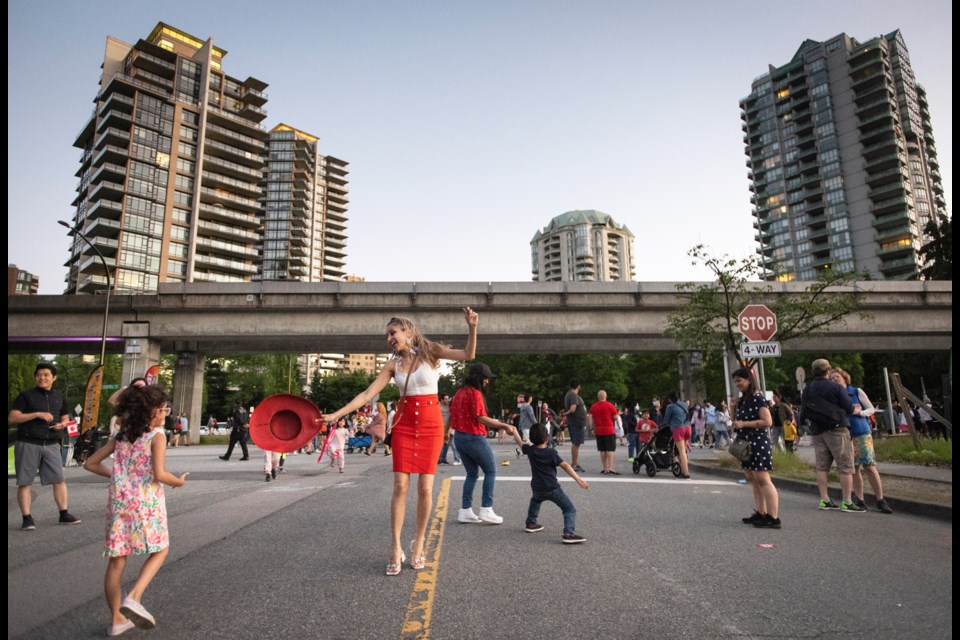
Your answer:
[519,423,589,543]
[84,385,188,636]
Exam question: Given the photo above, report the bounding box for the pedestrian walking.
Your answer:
[82,384,188,636]
[220,400,250,461]
[662,392,691,478]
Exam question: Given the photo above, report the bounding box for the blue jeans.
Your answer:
[454,432,496,509]
[714,429,731,448]
[527,487,577,534]
[626,433,639,459]
[439,437,461,463]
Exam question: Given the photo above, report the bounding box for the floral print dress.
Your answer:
[105,428,168,557]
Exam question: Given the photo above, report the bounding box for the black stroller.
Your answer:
[632,426,682,478]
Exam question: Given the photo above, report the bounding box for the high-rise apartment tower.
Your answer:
[741,30,946,280]
[530,210,635,282]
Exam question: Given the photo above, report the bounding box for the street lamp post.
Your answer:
[58,220,112,366]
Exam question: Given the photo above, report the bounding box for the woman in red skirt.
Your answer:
[324,307,478,576]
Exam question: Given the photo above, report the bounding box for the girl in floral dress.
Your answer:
[84,385,188,636]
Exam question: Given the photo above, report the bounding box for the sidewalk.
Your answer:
[685,442,951,522]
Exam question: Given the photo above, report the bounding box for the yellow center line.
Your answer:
[399,477,450,639]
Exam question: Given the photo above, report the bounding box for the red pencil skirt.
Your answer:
[390,394,443,475]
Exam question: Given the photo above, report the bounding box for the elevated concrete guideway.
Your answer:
[8,280,953,355]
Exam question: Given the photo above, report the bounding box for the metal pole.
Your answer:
[58,220,111,366]
[882,367,896,435]
[757,358,767,397]
[722,350,732,406]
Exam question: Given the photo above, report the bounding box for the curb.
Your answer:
[689,461,952,523]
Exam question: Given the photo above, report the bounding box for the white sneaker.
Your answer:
[478,507,503,524]
[452,461,462,465]
[457,508,482,523]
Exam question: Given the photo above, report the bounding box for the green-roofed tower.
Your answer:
[530,210,635,282]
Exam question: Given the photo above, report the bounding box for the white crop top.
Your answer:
[393,363,440,396]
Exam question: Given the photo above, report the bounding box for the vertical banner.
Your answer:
[144,365,161,386]
[82,365,104,434]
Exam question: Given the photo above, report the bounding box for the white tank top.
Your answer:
[393,363,440,396]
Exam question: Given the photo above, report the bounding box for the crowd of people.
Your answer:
[13,310,938,635]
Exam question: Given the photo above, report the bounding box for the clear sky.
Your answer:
[8,0,952,293]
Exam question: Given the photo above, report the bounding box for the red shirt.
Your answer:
[450,386,488,436]
[589,401,619,436]
[636,418,658,443]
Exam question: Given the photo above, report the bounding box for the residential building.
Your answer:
[530,210,635,282]
[8,264,39,295]
[67,22,268,293]
[261,124,348,282]
[741,30,947,281]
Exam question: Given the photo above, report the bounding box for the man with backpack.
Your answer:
[799,359,863,513]
[220,400,250,461]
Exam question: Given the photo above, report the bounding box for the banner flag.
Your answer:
[82,365,104,434]
[144,365,161,386]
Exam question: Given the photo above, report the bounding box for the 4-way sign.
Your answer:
[738,304,780,359]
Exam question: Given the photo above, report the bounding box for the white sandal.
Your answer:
[386,551,406,576]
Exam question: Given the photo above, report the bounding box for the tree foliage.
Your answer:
[667,245,867,368]
[918,213,952,280]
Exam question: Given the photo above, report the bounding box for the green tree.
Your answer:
[312,370,377,413]
[203,359,231,420]
[918,213,952,280]
[667,245,866,369]
[8,355,40,407]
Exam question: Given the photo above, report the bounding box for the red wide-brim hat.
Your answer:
[250,394,325,453]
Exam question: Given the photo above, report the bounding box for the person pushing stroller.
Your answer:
[520,423,589,544]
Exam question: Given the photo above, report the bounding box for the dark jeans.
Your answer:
[224,429,249,459]
[626,433,639,459]
[527,487,577,534]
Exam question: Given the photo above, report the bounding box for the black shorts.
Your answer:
[596,434,616,452]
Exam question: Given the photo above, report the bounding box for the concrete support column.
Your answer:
[172,351,206,445]
[121,338,161,385]
[678,351,707,403]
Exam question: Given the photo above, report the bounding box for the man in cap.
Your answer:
[799,358,864,513]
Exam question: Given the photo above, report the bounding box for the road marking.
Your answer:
[399,477,450,639]
[449,476,735,486]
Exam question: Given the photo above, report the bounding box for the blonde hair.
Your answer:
[386,316,448,368]
[832,367,852,386]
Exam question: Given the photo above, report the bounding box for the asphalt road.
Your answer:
[8,443,953,640]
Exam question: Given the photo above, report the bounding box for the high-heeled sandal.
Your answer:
[409,540,426,570]
[386,551,406,576]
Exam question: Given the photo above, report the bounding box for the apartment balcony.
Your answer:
[238,102,268,122]
[130,67,174,93]
[129,49,176,77]
[879,255,920,278]
[83,217,122,238]
[85,198,124,220]
[88,179,125,203]
[865,166,908,188]
[92,144,129,167]
[202,154,263,181]
[79,252,116,275]
[861,135,903,159]
[242,86,268,106]
[877,241,915,259]
[203,138,264,168]
[195,235,253,260]
[198,202,260,228]
[858,111,898,134]
[193,253,258,275]
[79,235,119,257]
[859,126,897,148]
[205,108,266,135]
[197,219,259,243]
[76,274,111,294]
[869,181,909,202]
[96,108,133,134]
[201,170,262,199]
[98,92,134,117]
[205,122,266,154]
[94,126,131,151]
[875,221,914,244]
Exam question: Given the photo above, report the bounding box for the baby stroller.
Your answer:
[633,426,682,478]
[345,433,371,453]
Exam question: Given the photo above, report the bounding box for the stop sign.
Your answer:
[738,304,778,341]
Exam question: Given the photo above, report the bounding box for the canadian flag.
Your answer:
[65,420,79,437]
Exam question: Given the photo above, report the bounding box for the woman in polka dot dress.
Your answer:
[731,368,780,529]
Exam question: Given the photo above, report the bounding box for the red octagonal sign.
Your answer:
[738,304,778,342]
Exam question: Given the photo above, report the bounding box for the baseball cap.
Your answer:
[469,362,497,380]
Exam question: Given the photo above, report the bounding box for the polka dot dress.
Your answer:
[734,392,773,471]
